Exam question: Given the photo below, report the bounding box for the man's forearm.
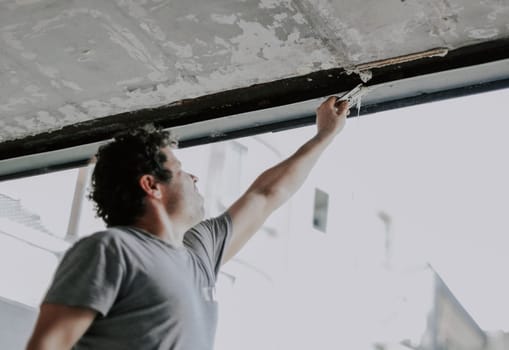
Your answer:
[224,97,348,261]
[247,132,335,211]
[246,97,348,209]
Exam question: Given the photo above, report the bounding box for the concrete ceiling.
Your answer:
[1,0,509,176]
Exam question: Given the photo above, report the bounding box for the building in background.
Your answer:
[0,132,505,350]
[0,193,68,350]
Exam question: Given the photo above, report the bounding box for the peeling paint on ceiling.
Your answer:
[0,0,508,142]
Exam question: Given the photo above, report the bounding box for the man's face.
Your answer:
[160,146,204,227]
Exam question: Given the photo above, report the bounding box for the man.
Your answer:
[26,97,350,350]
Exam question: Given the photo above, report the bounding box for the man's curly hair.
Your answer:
[89,125,177,227]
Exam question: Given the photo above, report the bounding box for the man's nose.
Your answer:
[190,173,199,183]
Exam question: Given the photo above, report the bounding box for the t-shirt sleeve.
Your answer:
[43,234,125,317]
[184,212,232,280]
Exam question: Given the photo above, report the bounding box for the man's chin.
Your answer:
[197,207,205,221]
[191,207,205,225]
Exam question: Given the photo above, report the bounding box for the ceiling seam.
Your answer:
[290,0,352,69]
[111,0,196,92]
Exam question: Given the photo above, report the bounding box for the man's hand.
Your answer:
[316,97,350,140]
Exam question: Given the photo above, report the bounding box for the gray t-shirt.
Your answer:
[44,214,232,350]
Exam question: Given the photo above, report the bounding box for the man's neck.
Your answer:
[132,212,187,248]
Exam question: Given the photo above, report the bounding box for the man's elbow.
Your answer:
[254,186,291,211]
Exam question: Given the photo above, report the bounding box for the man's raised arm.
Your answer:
[224,97,350,262]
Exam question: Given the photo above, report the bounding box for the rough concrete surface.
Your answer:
[0,0,508,142]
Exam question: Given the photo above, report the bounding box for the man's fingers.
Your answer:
[317,96,350,117]
[324,95,339,107]
[319,96,347,110]
[334,99,349,115]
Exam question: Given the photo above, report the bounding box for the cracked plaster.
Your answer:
[0,0,508,142]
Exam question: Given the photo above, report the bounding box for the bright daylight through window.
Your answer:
[1,88,508,349]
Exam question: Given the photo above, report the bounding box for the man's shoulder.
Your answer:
[71,227,135,252]
[184,213,232,250]
[189,213,232,234]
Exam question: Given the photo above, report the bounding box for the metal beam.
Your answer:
[1,38,509,180]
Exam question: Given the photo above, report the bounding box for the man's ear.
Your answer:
[139,175,162,199]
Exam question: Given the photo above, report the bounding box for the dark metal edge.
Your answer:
[1,38,509,160]
[2,76,508,182]
[1,38,509,180]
